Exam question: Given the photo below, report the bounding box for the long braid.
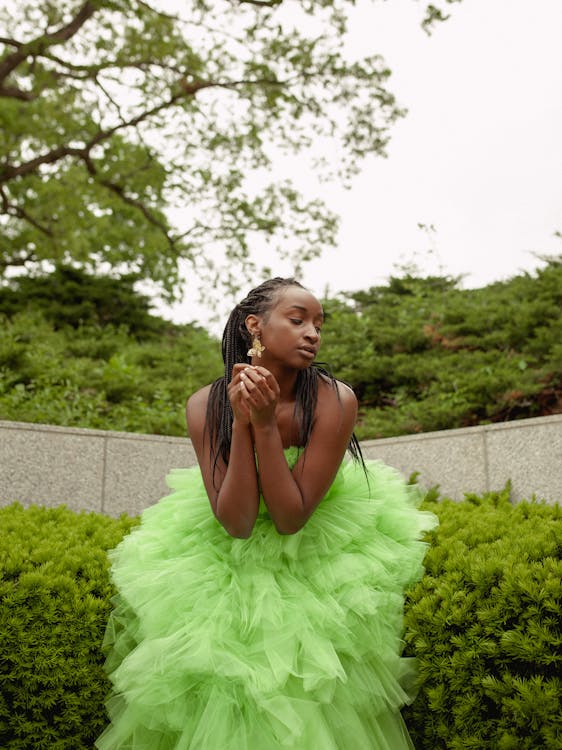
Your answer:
[294,365,364,465]
[205,278,365,485]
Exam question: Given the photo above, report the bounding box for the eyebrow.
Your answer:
[287,304,324,320]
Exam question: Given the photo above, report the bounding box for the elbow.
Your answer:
[217,511,255,539]
[226,525,253,539]
[271,499,309,535]
[214,499,256,539]
[274,518,305,535]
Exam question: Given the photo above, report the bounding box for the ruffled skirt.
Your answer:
[96,450,436,749]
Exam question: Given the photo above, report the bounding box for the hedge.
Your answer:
[0,492,560,749]
[403,487,562,749]
[0,505,137,749]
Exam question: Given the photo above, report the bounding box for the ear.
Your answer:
[244,314,261,338]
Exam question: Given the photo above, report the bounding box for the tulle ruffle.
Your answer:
[96,449,436,749]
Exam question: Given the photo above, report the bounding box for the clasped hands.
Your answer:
[228,363,280,427]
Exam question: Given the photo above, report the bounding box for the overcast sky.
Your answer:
[157,0,562,326]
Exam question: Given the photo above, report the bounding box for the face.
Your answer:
[251,286,324,369]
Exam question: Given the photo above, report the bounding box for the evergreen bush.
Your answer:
[0,504,137,749]
[1,495,560,748]
[404,489,562,749]
[0,311,222,436]
[2,259,562,440]
[321,258,562,438]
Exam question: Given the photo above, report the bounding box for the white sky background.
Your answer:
[156,0,562,327]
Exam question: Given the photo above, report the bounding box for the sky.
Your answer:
[156,0,562,327]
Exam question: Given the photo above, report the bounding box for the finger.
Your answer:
[239,369,263,394]
[229,383,251,415]
[247,367,277,395]
[243,386,277,415]
[232,363,252,377]
[228,377,244,396]
[241,379,275,409]
[252,366,280,392]
[241,368,276,399]
[239,377,262,402]
[239,377,270,407]
[240,366,263,382]
[230,364,249,385]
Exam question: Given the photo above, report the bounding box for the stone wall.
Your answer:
[1,415,560,516]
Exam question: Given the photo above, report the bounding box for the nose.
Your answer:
[304,325,319,342]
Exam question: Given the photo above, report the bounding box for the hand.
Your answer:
[238,365,280,427]
[227,363,252,425]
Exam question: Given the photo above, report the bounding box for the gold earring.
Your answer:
[247,336,265,358]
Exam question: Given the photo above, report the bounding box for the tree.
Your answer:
[0,265,168,335]
[0,0,460,300]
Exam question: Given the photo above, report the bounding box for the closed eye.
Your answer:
[290,317,321,334]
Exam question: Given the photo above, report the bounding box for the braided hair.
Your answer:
[205,277,364,483]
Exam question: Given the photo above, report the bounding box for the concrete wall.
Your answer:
[1,415,560,516]
[0,421,196,517]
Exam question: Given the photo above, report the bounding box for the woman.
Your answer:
[96,277,436,749]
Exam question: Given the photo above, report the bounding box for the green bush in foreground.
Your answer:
[0,505,138,749]
[404,488,562,749]
[0,494,560,748]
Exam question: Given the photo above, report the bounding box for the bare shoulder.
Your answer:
[335,378,358,405]
[186,383,213,438]
[186,383,212,412]
[295,375,358,495]
[316,375,358,426]
[318,375,357,408]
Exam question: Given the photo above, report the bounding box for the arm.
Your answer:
[186,368,261,538]
[242,368,357,534]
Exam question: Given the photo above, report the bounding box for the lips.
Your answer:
[298,346,317,357]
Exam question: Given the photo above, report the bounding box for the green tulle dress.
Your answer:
[96,448,436,749]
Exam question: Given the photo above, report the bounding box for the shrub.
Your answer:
[0,312,222,436]
[404,489,562,749]
[0,504,137,749]
[321,258,562,437]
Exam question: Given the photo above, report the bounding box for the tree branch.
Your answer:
[0,186,53,237]
[237,0,283,6]
[0,145,84,183]
[0,37,23,48]
[34,52,188,79]
[0,75,283,185]
[136,0,182,22]
[0,84,36,100]
[79,152,175,250]
[0,87,183,184]
[0,1,97,86]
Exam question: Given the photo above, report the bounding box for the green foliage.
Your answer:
[0,266,167,336]
[0,503,138,749]
[403,490,562,749]
[1,259,561,438]
[0,271,223,435]
[319,257,562,438]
